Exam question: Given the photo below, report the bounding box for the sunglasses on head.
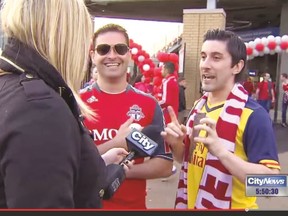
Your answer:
[95,44,129,56]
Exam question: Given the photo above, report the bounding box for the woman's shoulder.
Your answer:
[1,75,71,121]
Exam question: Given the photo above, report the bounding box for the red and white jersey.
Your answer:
[158,74,179,124]
[80,83,172,209]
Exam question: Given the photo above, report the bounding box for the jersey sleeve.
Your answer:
[243,107,280,170]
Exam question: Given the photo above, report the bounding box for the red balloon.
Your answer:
[280,41,288,50]
[153,76,162,86]
[267,41,277,50]
[144,77,151,84]
[255,43,264,52]
[156,52,163,60]
[129,42,136,48]
[157,52,169,62]
[145,69,153,78]
[246,47,253,55]
[169,53,179,63]
[132,53,140,62]
[153,67,162,77]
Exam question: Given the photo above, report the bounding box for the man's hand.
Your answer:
[161,106,186,152]
[193,117,227,158]
[112,117,135,150]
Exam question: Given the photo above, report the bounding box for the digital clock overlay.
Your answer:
[246,174,288,197]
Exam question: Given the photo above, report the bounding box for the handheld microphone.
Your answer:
[120,125,162,164]
[103,125,162,200]
[103,163,126,200]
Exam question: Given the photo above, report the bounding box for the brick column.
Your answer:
[182,9,226,109]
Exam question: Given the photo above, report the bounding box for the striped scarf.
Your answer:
[175,83,248,209]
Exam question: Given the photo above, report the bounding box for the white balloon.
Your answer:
[267,35,275,42]
[275,45,282,53]
[270,50,276,55]
[275,36,282,44]
[138,55,145,62]
[254,38,261,44]
[282,35,288,42]
[259,51,264,56]
[264,47,270,54]
[131,47,138,55]
[252,49,259,57]
[143,64,150,71]
[261,37,268,46]
[247,55,254,60]
[248,41,256,49]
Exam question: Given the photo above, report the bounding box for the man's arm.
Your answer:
[214,150,279,183]
[194,109,280,184]
[125,157,173,179]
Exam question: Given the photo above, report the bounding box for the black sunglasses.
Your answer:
[95,44,129,56]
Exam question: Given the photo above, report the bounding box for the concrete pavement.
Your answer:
[146,122,288,210]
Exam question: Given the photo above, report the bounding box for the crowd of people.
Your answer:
[242,71,288,127]
[0,0,284,211]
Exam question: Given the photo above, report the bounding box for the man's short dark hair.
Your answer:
[163,62,175,74]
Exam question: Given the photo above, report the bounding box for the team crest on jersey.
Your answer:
[86,95,98,103]
[127,105,145,121]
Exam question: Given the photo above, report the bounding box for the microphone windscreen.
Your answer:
[141,124,164,146]
[125,126,160,157]
[141,125,166,157]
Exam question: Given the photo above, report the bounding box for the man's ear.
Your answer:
[90,50,95,60]
[233,59,245,75]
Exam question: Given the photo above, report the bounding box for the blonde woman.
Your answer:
[0,0,130,208]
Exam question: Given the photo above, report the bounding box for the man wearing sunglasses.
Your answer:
[80,23,174,209]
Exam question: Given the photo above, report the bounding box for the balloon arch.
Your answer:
[129,39,179,100]
[245,34,288,60]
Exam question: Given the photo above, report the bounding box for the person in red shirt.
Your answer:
[255,72,275,112]
[243,76,254,97]
[158,62,179,124]
[133,74,151,94]
[280,73,288,127]
[80,23,173,209]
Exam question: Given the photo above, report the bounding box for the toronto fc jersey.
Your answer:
[80,83,173,209]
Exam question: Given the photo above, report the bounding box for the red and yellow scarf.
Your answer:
[175,83,248,209]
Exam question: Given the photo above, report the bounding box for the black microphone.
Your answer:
[103,125,162,200]
[103,163,126,200]
[120,125,162,164]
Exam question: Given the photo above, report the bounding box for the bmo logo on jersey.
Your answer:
[92,128,118,141]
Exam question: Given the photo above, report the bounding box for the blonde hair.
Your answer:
[0,0,96,120]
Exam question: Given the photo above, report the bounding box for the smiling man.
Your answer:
[80,23,173,209]
[161,29,280,210]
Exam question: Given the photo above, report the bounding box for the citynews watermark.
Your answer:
[246,174,288,197]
